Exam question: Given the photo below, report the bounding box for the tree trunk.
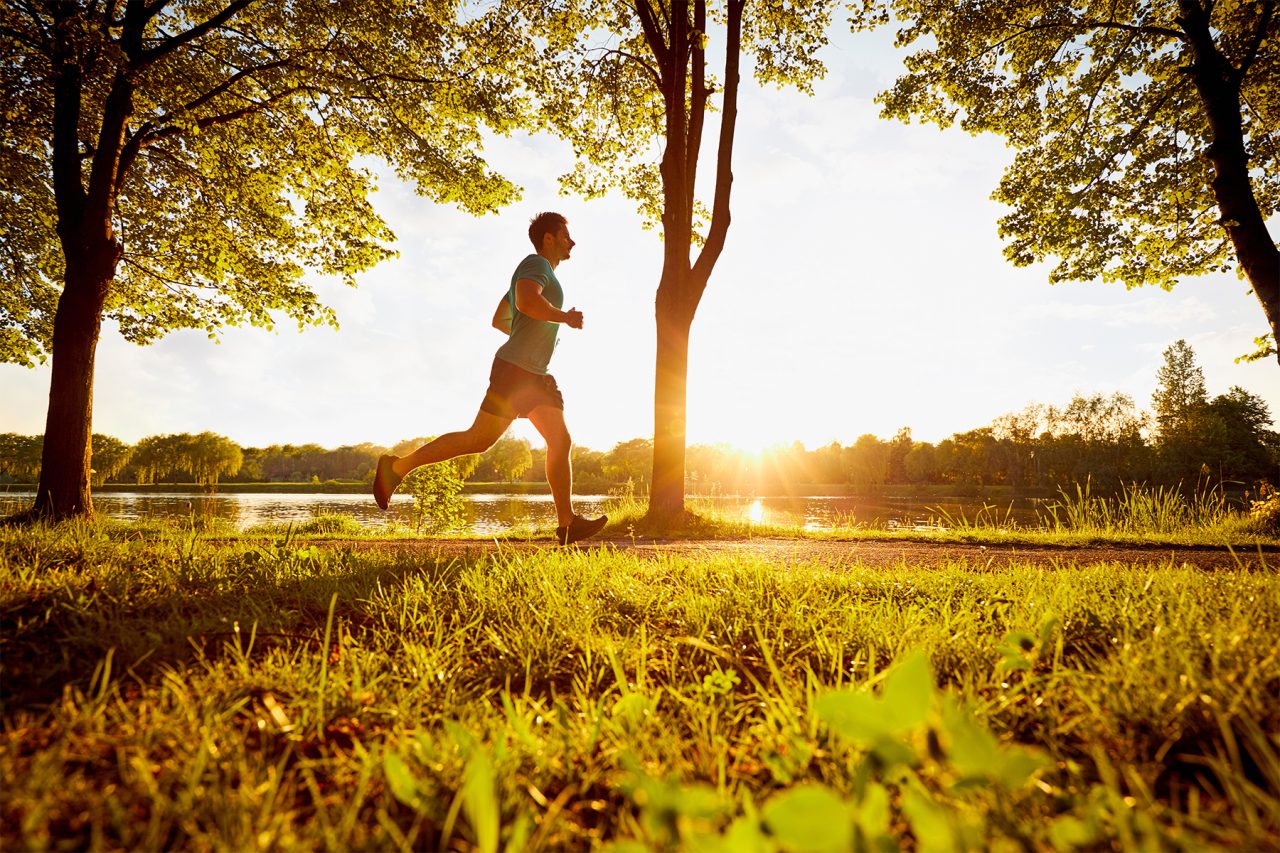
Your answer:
[638,0,742,526]
[26,30,133,520]
[650,276,696,521]
[33,252,113,519]
[1179,1,1280,363]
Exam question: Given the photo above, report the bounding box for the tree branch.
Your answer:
[137,0,257,66]
[0,25,46,52]
[634,0,671,76]
[587,46,662,90]
[161,56,293,122]
[692,0,742,285]
[1069,86,1177,200]
[1075,18,1185,40]
[1234,0,1274,83]
[986,14,1184,59]
[139,84,309,145]
[1071,30,1139,140]
[686,0,707,212]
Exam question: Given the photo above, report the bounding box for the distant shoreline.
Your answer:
[0,481,1069,500]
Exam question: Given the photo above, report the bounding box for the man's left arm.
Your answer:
[492,297,513,334]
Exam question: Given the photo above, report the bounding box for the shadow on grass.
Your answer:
[1,534,487,711]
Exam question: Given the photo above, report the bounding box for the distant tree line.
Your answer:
[2,341,1275,494]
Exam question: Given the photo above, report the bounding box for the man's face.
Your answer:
[552,224,575,261]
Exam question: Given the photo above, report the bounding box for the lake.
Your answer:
[0,490,1047,533]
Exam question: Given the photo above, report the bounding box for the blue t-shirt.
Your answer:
[495,254,563,375]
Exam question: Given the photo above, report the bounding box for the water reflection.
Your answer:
[0,491,1045,534]
[0,491,614,534]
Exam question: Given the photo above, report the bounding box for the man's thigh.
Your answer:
[527,404,570,449]
[468,408,514,448]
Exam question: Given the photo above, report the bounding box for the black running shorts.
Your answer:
[479,356,565,419]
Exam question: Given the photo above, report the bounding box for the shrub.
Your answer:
[1248,486,1280,535]
[403,461,467,533]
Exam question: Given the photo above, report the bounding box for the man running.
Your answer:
[373,212,608,546]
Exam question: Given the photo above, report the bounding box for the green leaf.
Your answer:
[871,736,920,770]
[941,704,1001,780]
[1038,617,1061,651]
[719,815,774,853]
[382,752,421,808]
[503,813,533,853]
[1049,815,1095,850]
[854,781,891,837]
[814,690,892,743]
[996,747,1046,789]
[900,788,952,853]
[881,650,934,730]
[462,749,499,853]
[761,784,854,852]
[612,693,655,728]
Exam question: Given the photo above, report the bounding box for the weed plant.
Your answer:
[2,521,1278,850]
[1040,481,1232,536]
[910,481,1275,548]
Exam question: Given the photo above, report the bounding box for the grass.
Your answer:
[595,489,1280,550]
[2,521,1278,850]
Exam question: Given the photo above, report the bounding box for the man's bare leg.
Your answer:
[527,404,574,527]
[392,410,513,478]
[375,409,512,508]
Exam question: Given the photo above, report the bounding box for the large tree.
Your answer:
[851,0,1279,361]
[512,0,838,521]
[1,0,522,519]
[1151,338,1214,481]
[1152,338,1209,437]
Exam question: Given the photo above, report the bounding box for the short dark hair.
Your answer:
[528,212,567,249]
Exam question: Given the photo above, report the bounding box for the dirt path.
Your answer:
[335,537,1279,570]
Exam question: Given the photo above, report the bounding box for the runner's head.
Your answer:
[530,212,567,249]
[529,212,574,263]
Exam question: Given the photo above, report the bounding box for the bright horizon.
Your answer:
[1,25,1277,455]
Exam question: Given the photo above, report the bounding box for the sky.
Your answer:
[1,23,1277,455]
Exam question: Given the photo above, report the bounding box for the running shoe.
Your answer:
[373,454,403,510]
[556,513,608,545]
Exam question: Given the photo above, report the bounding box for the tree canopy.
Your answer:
[852,0,1279,358]
[130,431,240,486]
[0,0,523,368]
[2,0,532,518]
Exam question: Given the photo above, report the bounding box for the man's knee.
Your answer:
[546,430,572,455]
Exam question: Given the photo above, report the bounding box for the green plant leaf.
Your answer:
[382,752,420,808]
[761,784,853,852]
[882,651,934,730]
[997,747,1046,789]
[854,781,891,837]
[462,749,499,853]
[612,693,655,728]
[901,788,952,853]
[503,813,533,853]
[718,815,773,853]
[814,690,891,743]
[1049,815,1095,850]
[941,704,1001,780]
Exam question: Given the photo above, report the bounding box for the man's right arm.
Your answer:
[514,279,583,329]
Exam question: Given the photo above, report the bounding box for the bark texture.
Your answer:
[644,0,744,523]
[1179,0,1280,363]
[32,17,131,519]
